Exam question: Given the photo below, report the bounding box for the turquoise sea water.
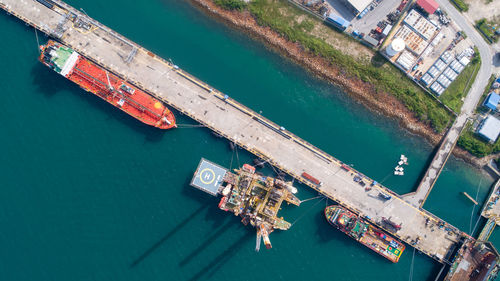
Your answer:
[0,0,497,280]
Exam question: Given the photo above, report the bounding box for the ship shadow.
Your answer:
[129,204,208,268]
[187,230,253,281]
[314,210,343,244]
[31,63,167,142]
[31,62,76,98]
[181,175,229,228]
[178,219,234,267]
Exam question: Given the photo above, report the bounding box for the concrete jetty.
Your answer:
[402,115,468,208]
[0,0,470,263]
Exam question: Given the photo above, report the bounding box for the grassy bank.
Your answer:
[475,18,499,44]
[457,123,500,157]
[477,75,497,113]
[214,0,453,132]
[439,50,481,113]
[449,0,469,12]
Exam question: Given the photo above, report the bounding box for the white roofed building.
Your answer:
[477,115,500,143]
[339,0,372,15]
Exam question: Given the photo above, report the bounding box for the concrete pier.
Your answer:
[403,115,468,207]
[0,0,470,263]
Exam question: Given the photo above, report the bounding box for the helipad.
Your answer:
[190,158,227,196]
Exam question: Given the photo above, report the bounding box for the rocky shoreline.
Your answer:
[188,0,496,169]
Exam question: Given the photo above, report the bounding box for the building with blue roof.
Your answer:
[483,92,500,111]
[477,115,500,143]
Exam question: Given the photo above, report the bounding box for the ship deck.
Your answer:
[68,49,175,128]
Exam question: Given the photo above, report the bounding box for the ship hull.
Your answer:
[39,40,176,129]
[325,206,405,263]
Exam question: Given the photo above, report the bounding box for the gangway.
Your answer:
[478,218,496,241]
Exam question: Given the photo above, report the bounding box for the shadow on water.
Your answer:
[314,204,359,246]
[315,210,338,244]
[179,219,234,267]
[129,204,208,268]
[181,175,230,228]
[31,62,75,98]
[30,63,167,142]
[425,262,449,281]
[187,230,253,281]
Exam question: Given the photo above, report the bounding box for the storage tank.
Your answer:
[385,38,405,57]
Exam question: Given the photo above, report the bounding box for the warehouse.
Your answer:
[477,115,500,143]
[339,0,373,15]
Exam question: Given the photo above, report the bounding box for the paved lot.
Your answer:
[0,0,470,263]
[325,0,356,21]
[351,0,400,34]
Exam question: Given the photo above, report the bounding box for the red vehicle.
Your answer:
[301,172,322,186]
[382,217,402,231]
[341,164,351,171]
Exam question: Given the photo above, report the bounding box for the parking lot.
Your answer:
[325,0,405,37]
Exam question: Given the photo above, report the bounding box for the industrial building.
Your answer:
[338,0,373,15]
[416,0,439,15]
[477,115,500,143]
[384,9,443,72]
[484,92,500,111]
[423,48,473,96]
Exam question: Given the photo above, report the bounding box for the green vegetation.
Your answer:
[476,19,499,44]
[449,0,469,12]
[477,75,497,113]
[457,123,500,157]
[457,76,499,157]
[439,49,481,113]
[214,0,248,10]
[213,0,453,132]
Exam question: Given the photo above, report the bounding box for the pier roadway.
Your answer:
[1,0,469,263]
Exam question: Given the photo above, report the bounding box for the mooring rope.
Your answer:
[469,178,483,234]
[235,144,240,169]
[34,29,40,53]
[229,146,235,171]
[290,197,325,227]
[300,195,323,203]
[408,247,416,281]
[176,124,206,128]
[379,171,393,184]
